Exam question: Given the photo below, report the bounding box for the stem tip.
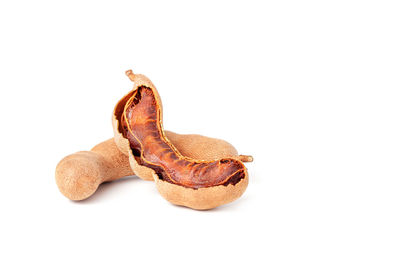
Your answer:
[238,155,253,162]
[125,70,135,82]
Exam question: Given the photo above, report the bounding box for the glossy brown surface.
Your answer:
[120,86,246,189]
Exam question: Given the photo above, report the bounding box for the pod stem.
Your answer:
[125,70,135,82]
[238,155,253,162]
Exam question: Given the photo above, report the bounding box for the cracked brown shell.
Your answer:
[112,71,249,210]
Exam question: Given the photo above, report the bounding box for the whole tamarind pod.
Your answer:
[113,70,252,210]
[55,138,132,201]
[56,133,252,201]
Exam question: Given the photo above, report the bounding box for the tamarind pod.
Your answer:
[55,139,132,201]
[113,70,251,210]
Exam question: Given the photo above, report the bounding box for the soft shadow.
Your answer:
[169,195,250,212]
[206,195,250,212]
[72,175,140,204]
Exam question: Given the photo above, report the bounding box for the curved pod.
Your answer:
[112,70,251,209]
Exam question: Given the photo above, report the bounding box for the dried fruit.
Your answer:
[113,70,251,210]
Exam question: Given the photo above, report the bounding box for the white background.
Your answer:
[0,1,399,266]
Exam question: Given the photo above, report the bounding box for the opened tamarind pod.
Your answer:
[113,70,251,210]
[56,133,252,201]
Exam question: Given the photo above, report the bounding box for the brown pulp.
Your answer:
[120,86,246,189]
